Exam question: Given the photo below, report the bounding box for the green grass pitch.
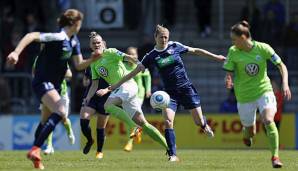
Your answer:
[0,149,297,171]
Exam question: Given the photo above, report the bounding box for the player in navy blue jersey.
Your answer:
[106,25,226,162]
[6,9,100,169]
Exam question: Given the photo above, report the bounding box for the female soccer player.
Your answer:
[105,25,225,161]
[223,21,291,168]
[6,9,99,169]
[123,47,151,152]
[32,58,75,155]
[85,32,169,157]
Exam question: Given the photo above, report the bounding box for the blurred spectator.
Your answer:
[141,0,161,36]
[57,0,71,12]
[240,0,261,40]
[0,76,11,113]
[194,0,212,38]
[219,88,238,113]
[124,0,142,30]
[282,12,298,72]
[161,0,176,28]
[261,0,285,47]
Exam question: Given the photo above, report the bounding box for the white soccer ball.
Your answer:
[150,91,170,110]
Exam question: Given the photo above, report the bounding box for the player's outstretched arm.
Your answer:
[276,62,291,100]
[109,64,145,91]
[187,47,226,62]
[7,32,40,65]
[84,79,99,105]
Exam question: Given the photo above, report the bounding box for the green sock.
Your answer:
[63,118,72,136]
[105,104,137,129]
[142,122,168,149]
[265,122,279,157]
[46,132,53,147]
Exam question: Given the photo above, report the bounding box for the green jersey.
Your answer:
[91,48,128,84]
[124,62,151,99]
[223,41,281,103]
[32,56,68,96]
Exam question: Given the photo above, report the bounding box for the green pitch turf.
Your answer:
[0,149,297,171]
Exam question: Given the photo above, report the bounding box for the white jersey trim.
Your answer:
[40,29,69,42]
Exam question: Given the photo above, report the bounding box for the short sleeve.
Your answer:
[105,48,125,61]
[40,32,66,42]
[261,43,281,65]
[174,41,189,54]
[141,53,151,69]
[223,47,235,72]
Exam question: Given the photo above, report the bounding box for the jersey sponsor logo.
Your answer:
[255,55,262,61]
[98,66,108,77]
[245,63,259,76]
[156,55,175,68]
[167,48,174,54]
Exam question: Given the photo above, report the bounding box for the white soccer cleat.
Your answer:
[168,155,180,162]
[68,132,75,145]
[43,146,54,155]
[203,124,214,138]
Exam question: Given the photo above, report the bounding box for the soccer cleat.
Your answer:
[43,145,54,155]
[123,142,133,152]
[95,152,104,159]
[27,146,44,170]
[201,116,214,137]
[130,127,142,144]
[168,155,180,162]
[68,130,75,145]
[243,137,252,147]
[271,156,283,168]
[83,139,94,154]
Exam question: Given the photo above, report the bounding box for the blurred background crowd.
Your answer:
[0,0,297,114]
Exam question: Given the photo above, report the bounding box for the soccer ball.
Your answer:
[150,91,170,110]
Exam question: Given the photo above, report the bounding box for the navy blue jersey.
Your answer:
[141,41,191,90]
[34,29,81,88]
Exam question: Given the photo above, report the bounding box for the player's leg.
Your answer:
[60,94,75,144]
[258,92,282,168]
[80,105,96,154]
[95,113,109,159]
[190,107,214,137]
[41,105,55,155]
[237,102,257,147]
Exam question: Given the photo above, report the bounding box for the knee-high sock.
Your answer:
[165,128,176,156]
[265,122,279,157]
[80,119,93,142]
[34,122,44,139]
[242,127,251,139]
[96,128,105,152]
[45,132,53,148]
[142,122,168,149]
[63,118,73,136]
[105,104,136,129]
[34,113,62,147]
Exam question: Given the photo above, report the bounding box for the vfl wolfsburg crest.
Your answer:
[245,63,259,76]
[99,66,108,77]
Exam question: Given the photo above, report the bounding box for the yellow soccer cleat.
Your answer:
[130,127,142,144]
[123,142,133,152]
[95,152,104,159]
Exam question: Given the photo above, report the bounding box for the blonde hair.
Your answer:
[154,24,169,37]
[89,31,106,48]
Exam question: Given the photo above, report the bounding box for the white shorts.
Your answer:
[109,80,143,118]
[237,91,277,127]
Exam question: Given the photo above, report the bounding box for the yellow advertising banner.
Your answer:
[81,114,295,149]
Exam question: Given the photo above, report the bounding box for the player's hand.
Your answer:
[225,74,233,89]
[217,55,226,62]
[108,84,118,92]
[145,91,151,98]
[96,88,110,96]
[282,84,291,101]
[6,51,19,65]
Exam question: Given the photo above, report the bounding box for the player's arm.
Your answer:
[72,52,100,70]
[225,72,234,89]
[187,47,226,61]
[276,62,291,100]
[7,32,40,65]
[109,63,145,91]
[123,53,138,64]
[143,70,152,98]
[84,79,99,105]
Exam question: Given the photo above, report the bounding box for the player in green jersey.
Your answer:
[123,47,152,152]
[85,32,168,157]
[32,57,75,155]
[223,21,291,168]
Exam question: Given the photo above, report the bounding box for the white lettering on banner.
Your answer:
[13,122,37,145]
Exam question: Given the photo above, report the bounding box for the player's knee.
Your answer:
[164,119,173,128]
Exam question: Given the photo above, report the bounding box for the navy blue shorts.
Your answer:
[82,78,110,115]
[166,84,201,112]
[32,80,60,102]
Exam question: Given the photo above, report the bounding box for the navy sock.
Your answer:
[96,128,105,152]
[80,119,93,142]
[165,128,176,156]
[34,122,44,139]
[34,113,62,147]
